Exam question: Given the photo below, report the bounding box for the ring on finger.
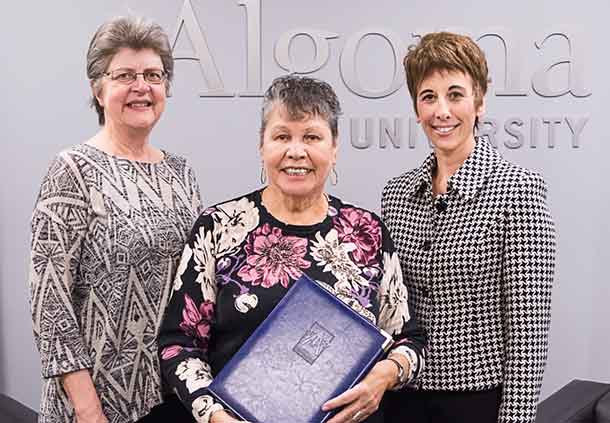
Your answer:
[352,410,364,422]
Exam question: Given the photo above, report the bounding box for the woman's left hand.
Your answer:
[322,359,398,423]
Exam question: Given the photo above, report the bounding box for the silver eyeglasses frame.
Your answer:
[103,68,168,85]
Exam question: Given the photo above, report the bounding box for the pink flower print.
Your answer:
[179,294,214,350]
[333,208,381,266]
[161,345,183,360]
[238,224,310,288]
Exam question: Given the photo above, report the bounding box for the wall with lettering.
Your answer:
[1,0,607,410]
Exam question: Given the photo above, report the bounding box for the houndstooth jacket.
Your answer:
[381,137,556,423]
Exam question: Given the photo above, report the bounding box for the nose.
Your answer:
[286,139,307,159]
[434,97,451,120]
[131,74,151,92]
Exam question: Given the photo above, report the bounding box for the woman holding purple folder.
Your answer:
[158,75,426,423]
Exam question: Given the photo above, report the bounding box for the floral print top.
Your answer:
[158,190,426,423]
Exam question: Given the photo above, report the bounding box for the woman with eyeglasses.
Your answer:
[28,16,201,423]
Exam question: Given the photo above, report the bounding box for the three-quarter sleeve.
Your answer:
[29,153,94,378]
[499,173,556,423]
[158,213,224,423]
[376,224,427,388]
[186,164,203,216]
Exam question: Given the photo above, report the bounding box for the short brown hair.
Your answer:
[403,32,488,116]
[87,16,174,125]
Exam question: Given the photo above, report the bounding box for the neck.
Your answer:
[88,125,161,163]
[261,186,328,225]
[432,136,476,195]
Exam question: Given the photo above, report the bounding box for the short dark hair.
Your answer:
[403,32,488,117]
[260,75,342,145]
[86,16,174,125]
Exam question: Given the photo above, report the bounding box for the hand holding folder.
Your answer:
[321,356,406,423]
[207,274,394,423]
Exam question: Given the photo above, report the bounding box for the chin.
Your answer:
[276,183,319,198]
[431,138,457,150]
[127,121,156,131]
[124,114,159,128]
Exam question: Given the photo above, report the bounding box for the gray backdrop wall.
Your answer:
[1,0,608,411]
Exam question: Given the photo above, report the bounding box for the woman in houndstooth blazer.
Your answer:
[381,32,556,423]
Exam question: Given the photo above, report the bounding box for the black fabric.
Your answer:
[536,379,610,423]
[136,395,195,423]
[597,391,610,423]
[383,386,501,423]
[363,408,383,423]
[0,394,38,423]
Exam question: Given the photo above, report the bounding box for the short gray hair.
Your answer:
[86,16,174,125]
[260,75,342,145]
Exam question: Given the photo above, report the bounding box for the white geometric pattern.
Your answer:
[29,144,201,423]
[381,137,556,423]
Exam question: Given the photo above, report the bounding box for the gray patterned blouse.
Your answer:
[29,144,202,423]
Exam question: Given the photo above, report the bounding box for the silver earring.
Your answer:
[260,166,267,185]
[330,166,338,186]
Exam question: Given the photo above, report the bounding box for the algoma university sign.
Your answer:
[170,0,591,149]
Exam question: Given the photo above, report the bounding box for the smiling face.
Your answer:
[416,70,485,158]
[94,47,166,134]
[260,104,337,201]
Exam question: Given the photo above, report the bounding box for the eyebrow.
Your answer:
[270,123,326,132]
[418,85,467,97]
[303,125,326,132]
[110,67,164,71]
[270,125,290,132]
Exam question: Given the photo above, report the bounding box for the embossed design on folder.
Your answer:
[293,322,335,364]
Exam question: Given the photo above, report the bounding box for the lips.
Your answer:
[126,100,152,109]
[432,124,459,134]
[282,167,311,176]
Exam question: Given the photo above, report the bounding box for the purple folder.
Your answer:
[207,273,393,423]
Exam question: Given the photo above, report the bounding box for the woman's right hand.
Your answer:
[62,370,108,423]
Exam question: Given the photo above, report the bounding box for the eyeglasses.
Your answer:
[103,68,168,84]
